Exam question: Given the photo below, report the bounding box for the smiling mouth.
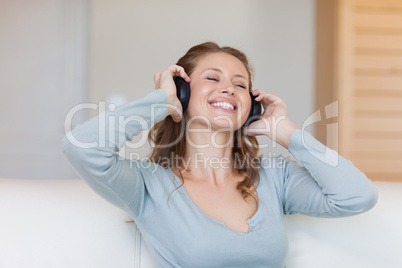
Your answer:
[209,102,237,111]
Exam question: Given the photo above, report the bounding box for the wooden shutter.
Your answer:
[316,0,402,182]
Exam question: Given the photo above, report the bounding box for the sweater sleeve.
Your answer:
[276,129,378,217]
[62,89,169,220]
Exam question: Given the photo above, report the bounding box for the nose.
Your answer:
[219,84,235,95]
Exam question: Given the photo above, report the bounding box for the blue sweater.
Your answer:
[62,89,378,268]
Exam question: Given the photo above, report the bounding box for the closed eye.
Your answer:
[236,84,246,89]
[207,77,218,81]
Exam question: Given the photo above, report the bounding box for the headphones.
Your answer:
[174,76,262,127]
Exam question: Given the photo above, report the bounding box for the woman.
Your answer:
[62,42,378,267]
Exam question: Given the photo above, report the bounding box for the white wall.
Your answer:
[0,0,88,179]
[0,0,315,179]
[89,0,315,158]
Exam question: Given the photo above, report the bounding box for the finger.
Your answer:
[171,108,183,123]
[172,114,182,123]
[252,89,279,101]
[168,65,191,82]
[256,92,281,103]
[154,72,159,80]
[252,90,271,104]
[251,89,261,95]
[154,72,161,88]
[251,89,260,98]
[253,89,271,102]
[180,69,191,82]
[243,126,258,137]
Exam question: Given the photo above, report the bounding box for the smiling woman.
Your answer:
[62,41,378,267]
[149,43,260,209]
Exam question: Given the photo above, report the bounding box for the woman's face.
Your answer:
[185,52,251,131]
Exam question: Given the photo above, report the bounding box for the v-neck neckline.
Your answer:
[168,167,264,235]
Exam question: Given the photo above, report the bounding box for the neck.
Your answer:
[180,124,239,186]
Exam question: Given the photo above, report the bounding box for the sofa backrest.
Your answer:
[0,179,400,268]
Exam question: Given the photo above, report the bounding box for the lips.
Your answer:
[208,98,238,110]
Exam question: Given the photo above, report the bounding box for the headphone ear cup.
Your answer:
[174,76,191,112]
[243,92,262,128]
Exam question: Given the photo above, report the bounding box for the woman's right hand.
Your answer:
[154,65,191,123]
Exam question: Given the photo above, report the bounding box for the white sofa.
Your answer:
[0,178,401,268]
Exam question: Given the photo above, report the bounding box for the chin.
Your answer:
[211,121,243,132]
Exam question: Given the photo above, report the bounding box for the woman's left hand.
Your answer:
[243,89,299,149]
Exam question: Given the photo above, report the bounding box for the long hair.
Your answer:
[147,42,261,203]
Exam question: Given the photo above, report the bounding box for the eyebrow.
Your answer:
[203,68,248,80]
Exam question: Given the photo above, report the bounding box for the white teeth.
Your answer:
[211,102,235,110]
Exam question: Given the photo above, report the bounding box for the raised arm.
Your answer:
[62,89,169,218]
[245,90,378,217]
[279,128,378,217]
[62,65,191,219]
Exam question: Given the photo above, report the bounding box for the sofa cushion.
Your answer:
[1,179,400,268]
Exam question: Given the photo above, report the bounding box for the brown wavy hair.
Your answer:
[147,42,261,203]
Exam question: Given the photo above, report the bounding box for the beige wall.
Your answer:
[89,0,315,157]
[0,0,88,179]
[0,0,315,179]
